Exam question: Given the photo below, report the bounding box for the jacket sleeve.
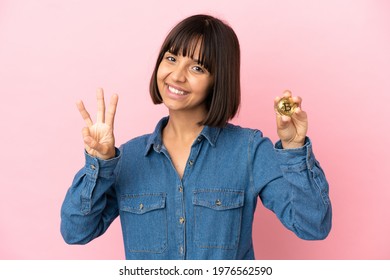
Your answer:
[60,148,121,244]
[252,131,332,240]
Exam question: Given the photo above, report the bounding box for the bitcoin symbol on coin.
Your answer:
[276,97,297,116]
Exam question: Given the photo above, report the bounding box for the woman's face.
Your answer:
[157,42,214,115]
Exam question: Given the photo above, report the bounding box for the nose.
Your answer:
[171,64,186,83]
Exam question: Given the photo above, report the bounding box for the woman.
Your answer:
[61,14,332,260]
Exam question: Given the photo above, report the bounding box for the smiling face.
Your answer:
[157,41,214,116]
[150,15,241,127]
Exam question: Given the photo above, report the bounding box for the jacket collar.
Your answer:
[144,116,221,156]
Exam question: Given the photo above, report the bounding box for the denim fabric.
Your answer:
[61,117,332,259]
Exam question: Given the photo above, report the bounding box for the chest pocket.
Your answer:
[193,189,244,250]
[119,193,167,253]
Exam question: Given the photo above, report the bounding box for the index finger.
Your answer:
[283,90,303,108]
[291,96,303,109]
[76,100,93,127]
[274,90,292,107]
[105,94,119,128]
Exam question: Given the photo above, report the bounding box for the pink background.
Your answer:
[1,0,389,259]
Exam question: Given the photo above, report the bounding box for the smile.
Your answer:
[168,85,188,96]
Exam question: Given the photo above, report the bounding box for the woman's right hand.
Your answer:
[76,88,118,160]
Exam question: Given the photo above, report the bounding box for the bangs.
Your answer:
[162,26,215,73]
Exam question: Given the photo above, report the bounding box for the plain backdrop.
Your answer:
[1,0,389,259]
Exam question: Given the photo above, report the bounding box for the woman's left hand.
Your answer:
[274,90,308,149]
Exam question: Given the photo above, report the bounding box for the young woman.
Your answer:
[61,14,332,260]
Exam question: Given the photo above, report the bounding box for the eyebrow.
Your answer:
[193,58,202,64]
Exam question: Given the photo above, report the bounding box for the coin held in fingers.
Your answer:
[275,97,298,116]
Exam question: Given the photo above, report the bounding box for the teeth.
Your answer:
[169,85,185,95]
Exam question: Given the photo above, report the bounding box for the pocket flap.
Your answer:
[193,189,244,210]
[120,193,166,214]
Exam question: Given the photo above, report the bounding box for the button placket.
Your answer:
[175,180,186,257]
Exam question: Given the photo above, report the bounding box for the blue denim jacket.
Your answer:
[61,117,332,259]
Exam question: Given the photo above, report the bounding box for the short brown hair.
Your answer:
[149,14,240,127]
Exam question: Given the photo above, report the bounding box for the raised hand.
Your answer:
[274,90,308,149]
[77,88,119,160]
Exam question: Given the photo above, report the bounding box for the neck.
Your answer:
[164,110,205,142]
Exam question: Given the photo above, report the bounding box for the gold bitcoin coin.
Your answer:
[275,97,297,116]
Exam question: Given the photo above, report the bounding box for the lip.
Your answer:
[167,83,188,93]
[165,83,189,98]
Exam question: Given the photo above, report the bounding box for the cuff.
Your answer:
[84,148,121,179]
[274,137,316,171]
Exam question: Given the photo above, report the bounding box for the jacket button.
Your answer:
[139,203,144,210]
[179,217,185,224]
[215,199,222,206]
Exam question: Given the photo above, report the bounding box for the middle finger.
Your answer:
[96,88,106,123]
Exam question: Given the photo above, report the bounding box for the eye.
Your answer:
[192,65,205,73]
[165,54,176,62]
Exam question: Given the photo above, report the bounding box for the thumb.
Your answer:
[276,114,292,129]
[291,107,308,122]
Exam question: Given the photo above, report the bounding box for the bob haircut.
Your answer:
[149,14,241,127]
